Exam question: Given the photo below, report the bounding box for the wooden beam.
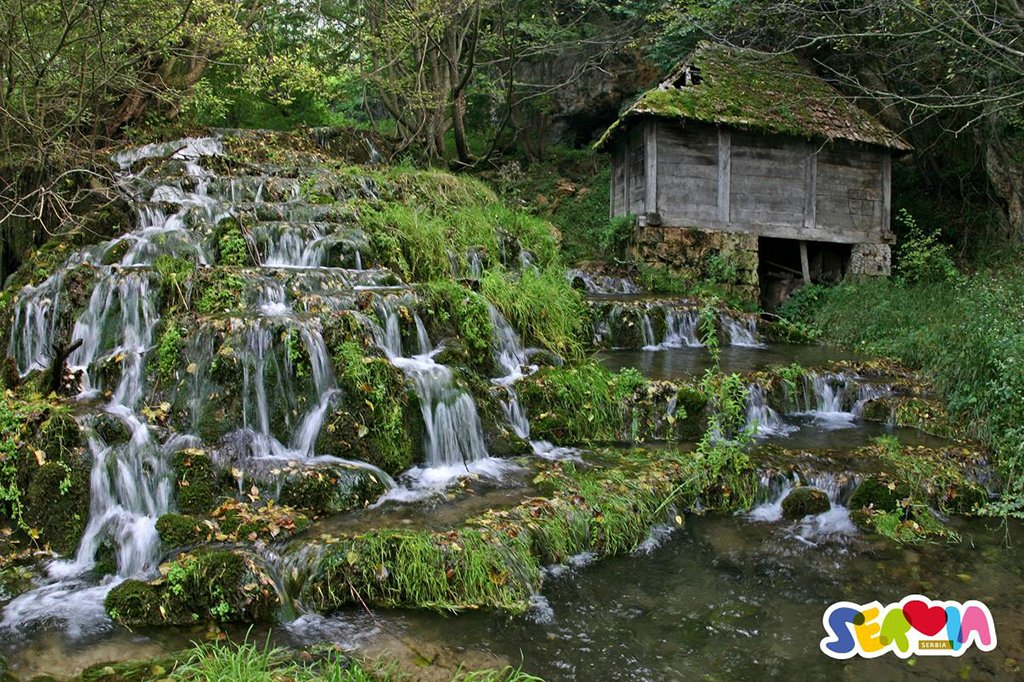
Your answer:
[799,241,811,283]
[717,128,731,223]
[803,144,818,230]
[881,153,892,239]
[645,119,658,217]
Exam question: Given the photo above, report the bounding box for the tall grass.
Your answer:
[782,267,1024,514]
[480,267,589,358]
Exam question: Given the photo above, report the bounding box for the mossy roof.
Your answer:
[595,42,911,152]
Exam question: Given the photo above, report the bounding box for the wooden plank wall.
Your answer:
[627,124,647,215]
[611,118,890,244]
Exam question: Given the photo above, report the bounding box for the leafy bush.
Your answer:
[894,209,959,284]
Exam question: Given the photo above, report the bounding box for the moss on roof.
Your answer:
[596,42,910,151]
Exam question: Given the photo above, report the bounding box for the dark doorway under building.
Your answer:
[759,237,851,310]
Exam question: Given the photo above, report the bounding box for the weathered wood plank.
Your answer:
[717,128,731,222]
[804,148,817,229]
[645,119,658,216]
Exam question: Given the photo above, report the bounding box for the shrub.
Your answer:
[894,209,959,284]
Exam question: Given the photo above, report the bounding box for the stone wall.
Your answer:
[629,225,759,303]
[849,243,892,277]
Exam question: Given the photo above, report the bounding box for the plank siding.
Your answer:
[627,124,646,215]
[656,122,719,224]
[609,118,892,245]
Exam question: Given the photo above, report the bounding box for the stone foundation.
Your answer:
[629,226,760,303]
[849,243,892,277]
[630,226,891,303]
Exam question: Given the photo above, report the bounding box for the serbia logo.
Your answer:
[821,594,996,659]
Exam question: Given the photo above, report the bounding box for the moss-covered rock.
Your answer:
[103,580,161,627]
[781,487,831,519]
[170,449,221,514]
[24,456,89,555]
[105,549,278,627]
[212,217,252,267]
[277,463,387,514]
[849,477,906,515]
[155,513,204,549]
[93,414,131,446]
[36,409,83,461]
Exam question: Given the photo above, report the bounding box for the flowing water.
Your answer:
[1,140,1018,680]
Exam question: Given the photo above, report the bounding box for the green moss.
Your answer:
[171,449,221,514]
[36,409,83,461]
[327,342,417,475]
[214,218,251,267]
[780,487,831,519]
[105,550,277,627]
[596,42,908,152]
[194,271,247,316]
[156,513,204,549]
[155,322,184,384]
[307,447,757,614]
[103,580,160,627]
[25,457,89,555]
[277,464,387,514]
[93,414,131,446]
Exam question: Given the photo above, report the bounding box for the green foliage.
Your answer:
[195,273,247,316]
[331,342,413,475]
[215,220,250,267]
[894,209,959,284]
[422,282,495,369]
[599,215,636,259]
[480,268,588,358]
[156,322,184,384]
[0,396,29,531]
[784,271,1024,515]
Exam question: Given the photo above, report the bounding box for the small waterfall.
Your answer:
[723,316,763,347]
[661,309,702,348]
[371,299,488,469]
[794,373,892,426]
[7,273,65,375]
[640,314,657,350]
[747,470,859,542]
[744,385,794,437]
[566,269,640,295]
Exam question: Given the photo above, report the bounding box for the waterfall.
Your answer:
[661,309,702,348]
[371,298,488,469]
[1,135,400,632]
[723,315,764,347]
[744,385,794,437]
[640,314,657,349]
[486,304,577,461]
[794,373,892,427]
[747,470,859,542]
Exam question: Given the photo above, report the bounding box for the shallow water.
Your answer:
[336,515,1024,681]
[597,345,861,380]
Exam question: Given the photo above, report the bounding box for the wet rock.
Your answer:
[276,461,387,514]
[93,414,132,446]
[781,487,831,519]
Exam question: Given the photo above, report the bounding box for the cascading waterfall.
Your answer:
[793,373,892,425]
[723,315,763,348]
[747,470,859,541]
[744,385,794,437]
[2,136,397,632]
[370,298,489,469]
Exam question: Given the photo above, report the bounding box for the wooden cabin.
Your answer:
[596,42,911,306]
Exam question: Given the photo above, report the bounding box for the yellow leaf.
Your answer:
[33,450,46,466]
[186,363,198,375]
